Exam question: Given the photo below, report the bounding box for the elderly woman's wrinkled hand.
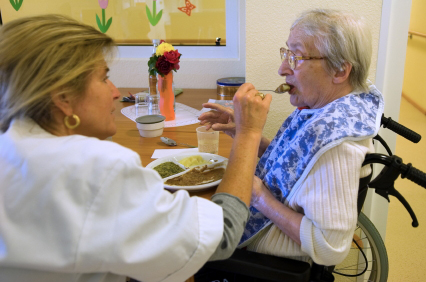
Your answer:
[233,83,271,137]
[198,83,271,139]
[251,175,272,209]
[198,103,237,138]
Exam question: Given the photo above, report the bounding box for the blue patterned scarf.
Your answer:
[239,85,384,245]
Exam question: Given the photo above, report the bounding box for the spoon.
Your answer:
[258,83,291,94]
[161,137,197,148]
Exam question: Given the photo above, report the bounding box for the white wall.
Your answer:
[364,0,412,239]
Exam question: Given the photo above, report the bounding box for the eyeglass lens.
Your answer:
[280,48,296,70]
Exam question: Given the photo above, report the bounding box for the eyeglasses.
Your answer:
[280,47,325,70]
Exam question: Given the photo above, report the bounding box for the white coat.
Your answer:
[0,118,223,282]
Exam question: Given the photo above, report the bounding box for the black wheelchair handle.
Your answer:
[363,154,426,189]
[401,163,426,189]
[363,154,426,227]
[381,115,422,143]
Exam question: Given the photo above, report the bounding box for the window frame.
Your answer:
[116,0,239,59]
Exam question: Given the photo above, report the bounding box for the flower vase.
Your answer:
[158,72,175,121]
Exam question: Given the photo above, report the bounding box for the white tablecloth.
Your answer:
[121,103,201,128]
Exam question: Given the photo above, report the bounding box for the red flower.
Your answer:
[163,50,181,64]
[148,42,182,76]
[156,56,174,76]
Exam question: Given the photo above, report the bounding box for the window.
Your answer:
[117,0,240,59]
[1,0,240,59]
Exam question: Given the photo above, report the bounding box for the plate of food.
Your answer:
[146,152,228,191]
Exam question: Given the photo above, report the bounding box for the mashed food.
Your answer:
[179,155,210,168]
[153,162,185,178]
[165,166,225,186]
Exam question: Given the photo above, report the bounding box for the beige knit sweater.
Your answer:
[246,139,374,266]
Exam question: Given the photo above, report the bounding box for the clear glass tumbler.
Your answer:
[148,94,160,115]
[135,92,148,106]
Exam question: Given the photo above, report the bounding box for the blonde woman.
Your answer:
[0,15,271,282]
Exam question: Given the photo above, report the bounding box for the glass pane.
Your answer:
[0,0,226,46]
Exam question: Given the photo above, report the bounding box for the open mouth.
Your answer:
[286,83,295,94]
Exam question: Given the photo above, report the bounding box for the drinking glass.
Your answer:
[148,94,160,115]
[196,126,219,154]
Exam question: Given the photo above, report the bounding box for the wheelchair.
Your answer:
[195,115,426,282]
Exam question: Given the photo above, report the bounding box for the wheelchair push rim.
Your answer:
[333,212,389,282]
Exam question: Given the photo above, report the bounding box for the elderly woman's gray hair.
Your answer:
[291,9,372,92]
[0,14,115,132]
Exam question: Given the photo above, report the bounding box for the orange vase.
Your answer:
[158,72,175,121]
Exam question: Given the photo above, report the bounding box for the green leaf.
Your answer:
[10,0,23,11]
[156,10,163,22]
[104,17,112,32]
[96,14,102,30]
[17,0,24,10]
[148,56,158,68]
[96,14,105,33]
[146,5,155,25]
[9,0,16,10]
[151,9,163,26]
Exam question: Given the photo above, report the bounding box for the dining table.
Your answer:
[112,88,232,166]
[113,87,233,198]
[115,88,234,282]
[113,86,382,281]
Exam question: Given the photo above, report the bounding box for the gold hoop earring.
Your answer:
[64,114,80,129]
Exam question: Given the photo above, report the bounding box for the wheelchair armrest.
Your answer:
[203,248,311,282]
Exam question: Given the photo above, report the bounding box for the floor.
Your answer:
[385,97,426,281]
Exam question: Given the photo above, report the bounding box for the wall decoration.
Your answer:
[146,0,163,26]
[0,0,226,46]
[9,0,23,11]
[178,0,196,16]
[96,0,112,33]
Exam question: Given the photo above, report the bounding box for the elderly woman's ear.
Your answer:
[333,62,352,84]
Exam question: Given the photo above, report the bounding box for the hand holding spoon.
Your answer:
[161,137,197,148]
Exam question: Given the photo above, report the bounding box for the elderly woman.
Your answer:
[0,15,271,282]
[198,9,384,266]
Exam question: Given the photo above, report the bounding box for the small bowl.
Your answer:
[136,115,165,137]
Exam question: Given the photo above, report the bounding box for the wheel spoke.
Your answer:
[333,213,388,282]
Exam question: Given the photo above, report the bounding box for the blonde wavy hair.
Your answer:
[0,14,115,132]
[291,9,372,92]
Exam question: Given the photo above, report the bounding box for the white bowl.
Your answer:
[136,115,165,138]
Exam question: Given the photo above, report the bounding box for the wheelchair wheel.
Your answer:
[333,212,388,282]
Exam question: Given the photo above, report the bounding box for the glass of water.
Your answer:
[148,94,160,115]
[135,92,148,106]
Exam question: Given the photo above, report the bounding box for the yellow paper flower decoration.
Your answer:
[156,42,175,56]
